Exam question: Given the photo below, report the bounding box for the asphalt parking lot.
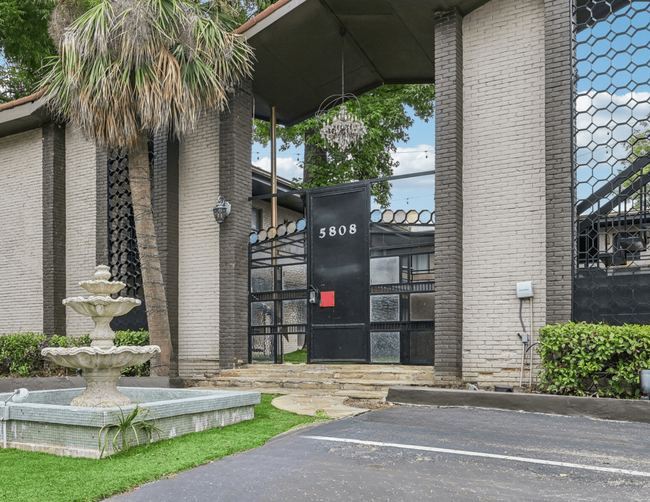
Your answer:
[111,405,650,501]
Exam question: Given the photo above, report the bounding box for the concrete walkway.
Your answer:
[271,394,370,418]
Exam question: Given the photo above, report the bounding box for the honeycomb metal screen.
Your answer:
[573,1,650,324]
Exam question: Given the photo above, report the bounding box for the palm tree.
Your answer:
[41,0,253,376]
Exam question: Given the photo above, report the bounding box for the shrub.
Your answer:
[0,332,47,377]
[538,322,650,398]
[114,329,150,377]
[0,330,150,378]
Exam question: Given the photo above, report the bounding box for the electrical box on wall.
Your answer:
[516,281,534,298]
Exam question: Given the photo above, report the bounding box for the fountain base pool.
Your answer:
[0,388,260,458]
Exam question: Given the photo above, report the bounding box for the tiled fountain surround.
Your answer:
[0,388,260,458]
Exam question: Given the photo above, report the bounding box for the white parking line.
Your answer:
[303,435,650,478]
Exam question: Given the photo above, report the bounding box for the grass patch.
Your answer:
[0,394,319,502]
[284,349,307,364]
[282,350,359,365]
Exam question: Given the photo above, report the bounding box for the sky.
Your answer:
[251,110,436,213]
[574,2,650,205]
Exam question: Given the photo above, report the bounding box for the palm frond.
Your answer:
[41,0,253,148]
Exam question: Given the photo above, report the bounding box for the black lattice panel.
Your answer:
[573,1,650,324]
[107,148,148,331]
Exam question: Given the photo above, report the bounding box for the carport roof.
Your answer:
[238,0,491,126]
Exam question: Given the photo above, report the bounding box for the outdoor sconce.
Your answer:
[213,196,231,224]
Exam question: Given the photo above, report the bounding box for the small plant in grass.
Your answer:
[94,403,162,458]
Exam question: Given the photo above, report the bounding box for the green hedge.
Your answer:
[538,322,650,398]
[0,330,150,378]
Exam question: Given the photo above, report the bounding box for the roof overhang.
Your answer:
[0,96,50,138]
[241,0,491,126]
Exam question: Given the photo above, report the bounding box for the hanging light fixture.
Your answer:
[317,30,367,152]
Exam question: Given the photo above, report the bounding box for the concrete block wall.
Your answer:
[65,125,97,337]
[462,0,546,385]
[0,129,44,333]
[178,111,221,377]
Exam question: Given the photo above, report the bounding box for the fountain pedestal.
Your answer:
[42,265,160,407]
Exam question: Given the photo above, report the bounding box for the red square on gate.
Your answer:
[320,291,335,307]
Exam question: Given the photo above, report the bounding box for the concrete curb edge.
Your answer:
[386,386,650,424]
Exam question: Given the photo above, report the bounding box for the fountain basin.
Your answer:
[62,296,141,318]
[0,388,260,458]
[41,346,161,407]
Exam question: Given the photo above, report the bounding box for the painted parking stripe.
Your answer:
[303,435,650,478]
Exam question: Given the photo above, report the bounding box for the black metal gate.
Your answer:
[309,186,370,362]
[248,173,435,364]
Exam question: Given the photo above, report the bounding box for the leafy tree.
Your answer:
[40,0,252,375]
[0,0,57,102]
[254,83,436,207]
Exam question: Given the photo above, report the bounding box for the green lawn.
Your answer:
[0,395,319,502]
[284,349,307,364]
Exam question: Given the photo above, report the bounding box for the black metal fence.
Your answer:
[248,175,435,365]
[369,208,434,364]
[248,223,308,363]
[573,0,650,324]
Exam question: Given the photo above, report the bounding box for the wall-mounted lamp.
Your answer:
[213,196,231,224]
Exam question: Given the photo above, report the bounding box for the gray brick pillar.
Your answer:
[434,8,463,381]
[95,146,109,267]
[42,122,66,337]
[545,0,573,324]
[219,80,253,369]
[153,135,180,377]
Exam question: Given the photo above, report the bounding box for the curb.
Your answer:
[386,386,650,424]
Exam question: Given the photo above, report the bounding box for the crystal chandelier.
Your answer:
[320,103,367,151]
[317,31,367,152]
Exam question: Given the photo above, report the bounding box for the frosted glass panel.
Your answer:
[371,295,400,322]
[282,264,307,290]
[251,301,274,326]
[410,293,434,321]
[251,268,273,292]
[282,299,307,325]
[370,257,400,285]
[410,330,434,365]
[371,332,400,363]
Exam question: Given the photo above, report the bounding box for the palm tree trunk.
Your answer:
[129,132,173,377]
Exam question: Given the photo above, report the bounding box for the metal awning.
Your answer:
[240,0,490,126]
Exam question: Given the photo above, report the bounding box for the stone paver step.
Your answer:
[190,384,387,400]
[219,365,434,383]
[201,376,432,392]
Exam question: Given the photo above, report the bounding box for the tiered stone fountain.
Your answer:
[42,265,161,407]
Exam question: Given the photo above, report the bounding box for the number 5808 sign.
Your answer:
[318,224,357,238]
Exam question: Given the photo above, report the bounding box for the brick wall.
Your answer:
[434,8,464,380]
[252,199,303,230]
[178,110,221,377]
[65,124,97,337]
[42,123,66,337]
[544,0,573,325]
[462,0,546,385]
[0,129,44,333]
[219,81,253,369]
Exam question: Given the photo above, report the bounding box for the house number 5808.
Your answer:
[319,224,357,238]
